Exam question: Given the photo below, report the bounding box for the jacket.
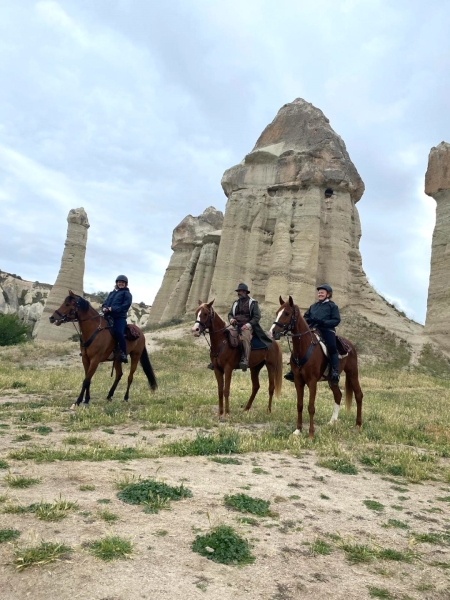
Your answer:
[102,288,132,319]
[228,296,272,347]
[304,300,340,330]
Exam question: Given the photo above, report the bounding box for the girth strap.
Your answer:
[81,326,111,348]
[291,341,315,368]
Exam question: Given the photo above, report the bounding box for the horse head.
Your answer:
[192,299,215,337]
[270,295,297,340]
[49,290,89,326]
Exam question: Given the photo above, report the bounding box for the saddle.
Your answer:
[125,324,141,341]
[225,328,268,351]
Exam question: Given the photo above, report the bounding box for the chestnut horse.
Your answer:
[50,291,157,409]
[270,296,363,438]
[192,300,283,417]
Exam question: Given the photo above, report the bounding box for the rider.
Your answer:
[284,284,341,384]
[102,275,132,364]
[228,283,272,371]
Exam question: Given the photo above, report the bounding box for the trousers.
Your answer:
[113,318,127,354]
[318,328,337,356]
[239,327,252,362]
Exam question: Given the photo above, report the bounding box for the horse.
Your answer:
[270,295,363,438]
[49,290,157,409]
[191,300,283,417]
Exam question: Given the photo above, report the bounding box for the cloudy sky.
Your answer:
[1,0,448,323]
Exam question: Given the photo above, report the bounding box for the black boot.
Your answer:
[239,357,248,372]
[330,353,339,384]
[120,352,128,364]
[284,370,295,382]
[207,362,214,370]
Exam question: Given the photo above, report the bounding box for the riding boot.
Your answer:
[239,356,248,371]
[207,362,214,370]
[330,353,339,384]
[120,352,128,364]
[284,370,295,382]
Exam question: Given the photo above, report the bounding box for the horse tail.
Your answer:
[274,341,283,398]
[345,370,353,412]
[140,345,157,391]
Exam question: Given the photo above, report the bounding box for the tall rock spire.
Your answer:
[34,208,90,341]
[424,142,450,348]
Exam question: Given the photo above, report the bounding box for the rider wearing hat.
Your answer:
[102,275,132,364]
[284,284,341,384]
[228,283,272,371]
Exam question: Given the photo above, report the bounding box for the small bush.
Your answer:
[309,538,333,556]
[0,314,31,346]
[160,430,240,457]
[224,493,271,516]
[192,525,254,565]
[363,500,385,512]
[117,478,192,513]
[318,457,358,475]
[210,457,242,465]
[3,473,41,488]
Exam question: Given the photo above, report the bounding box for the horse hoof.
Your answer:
[293,429,301,436]
[70,404,76,411]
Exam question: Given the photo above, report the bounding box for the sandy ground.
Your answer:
[1,422,449,600]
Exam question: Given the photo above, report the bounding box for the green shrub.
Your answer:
[117,478,192,513]
[0,314,31,346]
[192,525,254,565]
[224,493,271,516]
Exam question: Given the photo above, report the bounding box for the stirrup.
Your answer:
[331,370,340,384]
[120,352,128,364]
[239,360,248,372]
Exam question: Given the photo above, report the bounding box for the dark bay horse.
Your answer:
[192,300,283,417]
[50,291,157,409]
[270,296,363,438]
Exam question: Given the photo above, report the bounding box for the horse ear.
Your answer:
[198,300,202,306]
[288,295,294,307]
[69,290,76,298]
[207,299,215,307]
[279,296,284,305]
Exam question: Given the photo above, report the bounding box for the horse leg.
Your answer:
[347,368,363,429]
[107,360,123,401]
[124,352,140,402]
[74,359,100,408]
[214,369,225,417]
[266,359,276,414]
[328,378,343,425]
[307,380,318,438]
[293,376,305,435]
[224,367,233,415]
[243,362,263,412]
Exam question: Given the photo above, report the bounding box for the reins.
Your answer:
[275,305,317,368]
[55,298,112,348]
[196,307,232,358]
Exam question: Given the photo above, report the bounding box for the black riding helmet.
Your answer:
[116,275,128,284]
[317,284,332,294]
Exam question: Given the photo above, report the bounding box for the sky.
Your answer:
[0,0,448,323]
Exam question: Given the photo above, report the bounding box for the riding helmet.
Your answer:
[317,284,332,293]
[116,275,128,284]
[235,283,250,293]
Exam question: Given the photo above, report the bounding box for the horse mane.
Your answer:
[65,295,91,312]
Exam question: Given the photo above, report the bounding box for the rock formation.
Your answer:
[34,208,90,341]
[424,142,450,348]
[0,271,51,333]
[148,207,223,324]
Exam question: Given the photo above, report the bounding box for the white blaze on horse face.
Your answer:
[191,310,202,336]
[270,308,284,337]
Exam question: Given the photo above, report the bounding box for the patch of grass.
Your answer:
[153,530,168,537]
[117,478,192,513]
[192,525,254,565]
[9,444,151,462]
[62,436,89,445]
[320,493,330,500]
[102,428,115,435]
[368,586,395,599]
[97,508,119,523]
[84,535,132,561]
[363,499,385,512]
[237,517,259,527]
[3,473,41,488]
[0,459,9,469]
[391,505,404,511]
[359,448,436,482]
[96,498,110,504]
[309,538,333,556]
[0,528,21,543]
[13,541,73,571]
[224,493,271,517]
[377,548,414,562]
[11,381,27,388]
[340,542,378,564]
[3,497,78,521]
[209,456,242,465]
[32,426,52,436]
[252,467,269,475]
[382,519,409,529]
[13,433,33,442]
[436,496,450,502]
[318,457,358,475]
[412,532,450,545]
[79,484,95,491]
[158,430,240,457]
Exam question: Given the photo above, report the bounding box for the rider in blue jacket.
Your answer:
[102,275,132,363]
[285,284,341,384]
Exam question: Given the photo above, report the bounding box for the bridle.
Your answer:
[194,306,215,333]
[273,304,317,367]
[194,305,231,358]
[52,297,101,325]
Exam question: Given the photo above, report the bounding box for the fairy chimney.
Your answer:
[424,142,450,348]
[34,208,90,341]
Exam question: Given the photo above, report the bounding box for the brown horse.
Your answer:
[50,291,157,409]
[270,296,363,438]
[191,300,283,417]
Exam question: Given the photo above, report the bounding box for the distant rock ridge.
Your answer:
[424,141,450,348]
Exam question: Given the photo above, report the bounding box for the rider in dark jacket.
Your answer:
[285,284,341,384]
[102,275,132,363]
